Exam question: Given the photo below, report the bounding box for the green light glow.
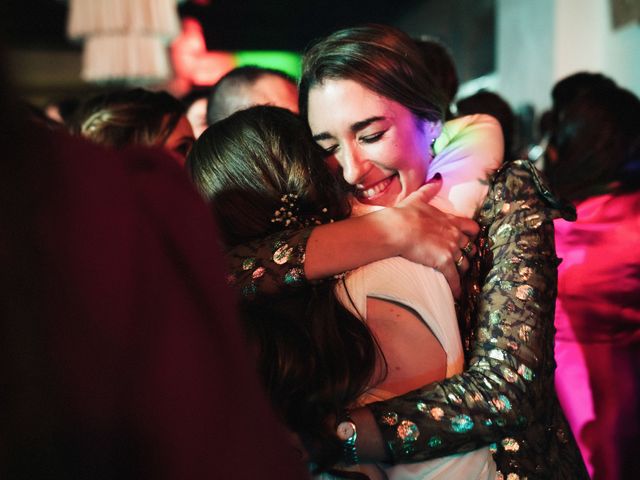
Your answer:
[233,51,301,79]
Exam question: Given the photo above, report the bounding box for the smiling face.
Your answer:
[308,79,441,207]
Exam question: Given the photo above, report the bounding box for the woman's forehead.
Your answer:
[307,79,404,130]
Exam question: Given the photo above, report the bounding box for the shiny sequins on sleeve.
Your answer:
[224,227,314,298]
[367,160,589,479]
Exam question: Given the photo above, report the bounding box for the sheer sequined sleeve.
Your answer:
[225,227,314,297]
[367,160,576,466]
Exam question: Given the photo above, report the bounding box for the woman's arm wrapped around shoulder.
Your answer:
[365,160,576,462]
[224,180,480,299]
[225,228,313,297]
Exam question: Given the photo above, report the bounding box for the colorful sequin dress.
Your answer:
[335,256,497,479]
[366,160,588,479]
[226,159,589,479]
[326,114,502,478]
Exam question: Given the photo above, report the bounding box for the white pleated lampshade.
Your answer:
[66,0,181,84]
[82,34,172,83]
[68,0,180,39]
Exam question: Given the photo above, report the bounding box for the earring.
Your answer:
[430,137,437,155]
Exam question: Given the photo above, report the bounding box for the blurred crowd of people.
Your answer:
[4,24,639,480]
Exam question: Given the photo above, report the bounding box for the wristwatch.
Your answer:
[336,412,359,465]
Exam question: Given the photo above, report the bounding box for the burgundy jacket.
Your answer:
[0,125,308,480]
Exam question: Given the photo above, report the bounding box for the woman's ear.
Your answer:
[424,120,442,143]
[423,120,443,144]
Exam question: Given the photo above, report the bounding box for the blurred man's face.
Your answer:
[232,74,299,114]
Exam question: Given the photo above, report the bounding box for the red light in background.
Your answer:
[170,17,235,94]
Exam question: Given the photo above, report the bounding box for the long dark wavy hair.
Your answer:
[186,106,383,468]
[299,24,446,124]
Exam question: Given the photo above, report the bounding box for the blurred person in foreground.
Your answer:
[0,57,307,479]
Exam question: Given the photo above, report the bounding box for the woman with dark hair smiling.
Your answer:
[221,25,588,479]
[188,105,498,478]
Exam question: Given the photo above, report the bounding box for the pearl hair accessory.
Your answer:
[270,193,332,229]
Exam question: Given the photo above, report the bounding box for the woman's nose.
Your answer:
[338,145,367,185]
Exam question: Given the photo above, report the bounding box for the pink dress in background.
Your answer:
[554,191,640,479]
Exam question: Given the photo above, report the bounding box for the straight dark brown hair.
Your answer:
[299,24,446,124]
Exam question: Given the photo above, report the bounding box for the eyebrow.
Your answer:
[312,116,386,142]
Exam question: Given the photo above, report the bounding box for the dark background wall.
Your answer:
[2,0,496,92]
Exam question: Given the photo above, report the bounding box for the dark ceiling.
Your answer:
[181,0,425,52]
[3,0,423,52]
[2,0,495,85]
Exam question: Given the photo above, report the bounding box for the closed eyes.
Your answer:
[319,130,386,157]
[360,130,386,144]
[321,144,338,156]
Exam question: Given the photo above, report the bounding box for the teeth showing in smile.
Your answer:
[359,176,394,199]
